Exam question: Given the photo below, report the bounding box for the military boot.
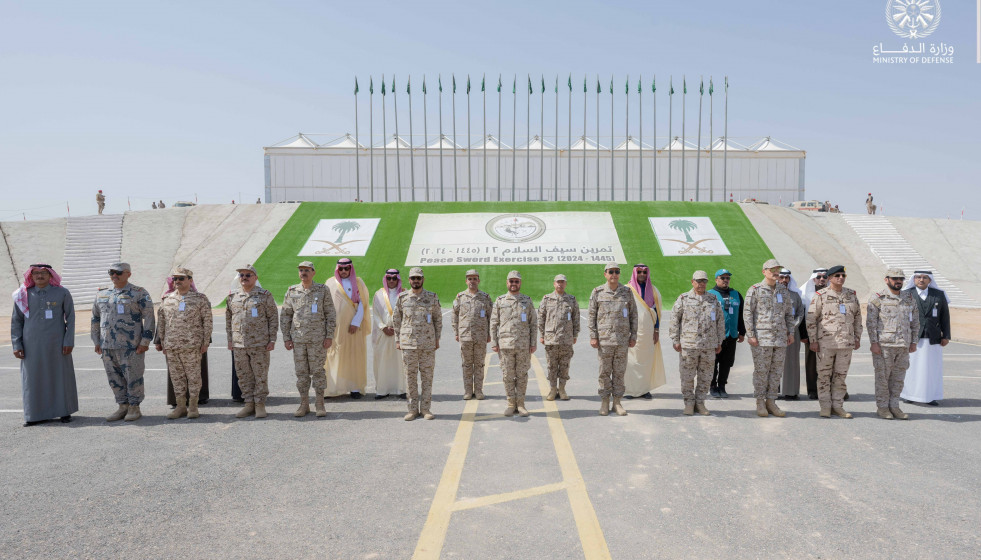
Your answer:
[877,407,894,420]
[106,403,128,422]
[557,380,569,400]
[756,400,769,417]
[765,399,786,418]
[187,395,200,419]
[124,405,142,422]
[167,397,187,420]
[474,390,485,400]
[254,402,268,418]
[235,403,255,418]
[599,397,610,416]
[463,392,474,400]
[516,398,530,417]
[422,409,435,420]
[404,409,418,421]
[819,407,831,418]
[831,407,852,419]
[612,397,627,416]
[683,402,695,416]
[546,385,558,401]
[695,402,710,416]
[315,389,327,417]
[294,394,310,417]
[504,398,517,417]
[890,406,909,420]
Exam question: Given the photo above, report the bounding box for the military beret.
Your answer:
[109,262,131,272]
[827,265,846,275]
[762,258,781,270]
[554,274,567,282]
[171,266,193,278]
[409,267,424,278]
[465,269,480,277]
[298,261,315,270]
[507,270,521,280]
[692,270,708,281]
[885,267,905,278]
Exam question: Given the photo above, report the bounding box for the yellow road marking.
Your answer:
[451,481,571,512]
[472,407,547,421]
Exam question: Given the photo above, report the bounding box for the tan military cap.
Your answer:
[171,266,193,278]
[409,267,424,278]
[465,269,480,277]
[762,258,782,270]
[507,270,521,280]
[885,267,905,278]
[109,262,131,272]
[692,270,708,281]
[236,264,257,275]
[298,261,315,270]
[604,262,621,272]
[554,274,567,282]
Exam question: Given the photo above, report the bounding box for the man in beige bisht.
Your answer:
[371,268,407,399]
[324,257,371,398]
[624,263,666,399]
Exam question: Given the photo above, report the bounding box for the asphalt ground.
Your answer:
[1,311,979,559]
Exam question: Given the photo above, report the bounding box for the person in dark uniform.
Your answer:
[707,269,744,398]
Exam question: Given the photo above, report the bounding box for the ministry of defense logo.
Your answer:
[485,214,546,243]
[886,0,942,39]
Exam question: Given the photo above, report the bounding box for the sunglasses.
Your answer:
[108,270,124,276]
[337,266,352,271]
[635,268,648,273]
[386,275,399,279]
[239,273,254,278]
[815,275,828,279]
[508,279,521,283]
[694,279,708,283]
[172,276,188,281]
[607,269,621,275]
[832,274,846,278]
[888,277,905,281]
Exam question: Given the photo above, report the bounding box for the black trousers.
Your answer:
[166,351,210,406]
[805,347,818,396]
[231,351,243,401]
[712,337,739,388]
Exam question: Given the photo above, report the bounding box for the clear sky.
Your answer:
[1,0,978,220]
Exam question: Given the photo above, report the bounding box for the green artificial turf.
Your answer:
[251,201,773,307]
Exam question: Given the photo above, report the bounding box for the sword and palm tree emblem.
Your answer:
[666,219,714,254]
[314,220,362,255]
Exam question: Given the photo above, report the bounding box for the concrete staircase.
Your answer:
[841,214,978,308]
[61,214,124,305]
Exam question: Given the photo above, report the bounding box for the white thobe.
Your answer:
[372,288,406,396]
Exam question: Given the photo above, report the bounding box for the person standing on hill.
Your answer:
[96,190,106,214]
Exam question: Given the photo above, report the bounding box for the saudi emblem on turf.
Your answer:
[649,217,731,257]
[886,0,941,39]
[298,218,381,257]
[485,214,547,243]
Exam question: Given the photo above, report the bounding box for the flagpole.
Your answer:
[582,75,586,201]
[610,75,614,201]
[526,75,530,201]
[512,75,516,201]
[724,76,728,203]
[638,76,642,201]
[407,75,415,201]
[355,77,360,202]
[625,75,629,201]
[709,77,714,202]
[369,76,374,202]
[595,76,600,201]
[452,75,457,201]
[554,76,559,202]
[540,75,544,200]
[423,76,429,201]
[498,75,502,201]
[439,75,444,202]
[567,74,572,202]
[696,76,703,202]
[382,74,388,202]
[681,75,686,201]
[482,74,487,201]
[652,75,657,201]
[467,75,472,202]
[668,76,672,202]
[393,75,402,201]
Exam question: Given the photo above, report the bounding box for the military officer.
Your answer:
[490,271,537,417]
[670,271,725,415]
[867,268,919,420]
[451,269,493,400]
[743,259,796,418]
[587,262,638,416]
[538,274,580,401]
[153,267,212,419]
[226,264,278,419]
[92,262,155,422]
[392,267,442,421]
[281,261,336,418]
[806,264,862,418]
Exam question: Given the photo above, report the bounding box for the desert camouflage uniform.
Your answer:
[392,289,442,413]
[806,287,863,409]
[281,283,337,393]
[538,291,580,384]
[452,290,492,394]
[867,290,919,409]
[670,289,725,405]
[154,290,213,400]
[491,292,537,399]
[588,284,638,398]
[743,282,796,400]
[91,283,155,405]
[226,287,278,404]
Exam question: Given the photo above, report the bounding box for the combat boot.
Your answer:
[474,390,485,400]
[599,397,610,416]
[819,407,831,418]
[315,389,327,417]
[463,392,474,400]
[756,400,769,417]
[187,396,200,419]
[504,398,517,417]
[557,380,569,400]
[124,405,142,422]
[294,394,310,417]
[167,397,187,420]
[695,402,710,416]
[877,407,894,420]
[890,406,909,420]
[612,397,627,416]
[254,402,268,418]
[546,386,558,401]
[422,409,435,420]
[831,407,852,419]
[765,399,786,418]
[516,398,530,417]
[683,402,695,416]
[404,410,418,421]
[106,404,128,422]
[235,403,255,418]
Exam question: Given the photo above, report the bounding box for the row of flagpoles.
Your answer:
[352,74,729,203]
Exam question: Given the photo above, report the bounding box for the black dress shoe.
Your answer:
[350,392,363,399]
[374,394,388,400]
[783,395,799,401]
[710,387,720,399]
[23,420,40,427]
[623,394,635,399]
[844,392,850,401]
[808,393,818,400]
[641,392,653,400]
[398,393,407,399]
[233,398,246,403]
[60,415,72,423]
[719,388,729,398]
[199,399,209,405]
[927,400,939,406]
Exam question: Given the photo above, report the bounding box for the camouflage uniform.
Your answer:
[392,289,442,414]
[154,290,213,400]
[743,282,796,401]
[538,291,580,385]
[226,287,279,403]
[490,292,537,400]
[867,290,919,409]
[588,284,638,398]
[452,289,492,395]
[281,283,337,393]
[670,289,725,405]
[806,287,862,410]
[91,283,155,405]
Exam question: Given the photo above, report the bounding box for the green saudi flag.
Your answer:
[354,77,358,95]
[452,74,456,93]
[709,78,713,96]
[699,78,703,95]
[406,76,410,94]
[369,76,373,94]
[568,74,572,91]
[438,75,442,93]
[481,75,485,92]
[466,75,470,94]
[651,76,656,93]
[528,76,532,94]
[422,76,426,94]
[497,75,502,92]
[596,78,601,93]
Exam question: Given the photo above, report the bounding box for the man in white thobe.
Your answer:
[372,269,407,398]
[624,264,666,398]
[324,257,371,398]
[901,270,950,406]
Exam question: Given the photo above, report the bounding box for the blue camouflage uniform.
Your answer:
[91,283,155,405]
